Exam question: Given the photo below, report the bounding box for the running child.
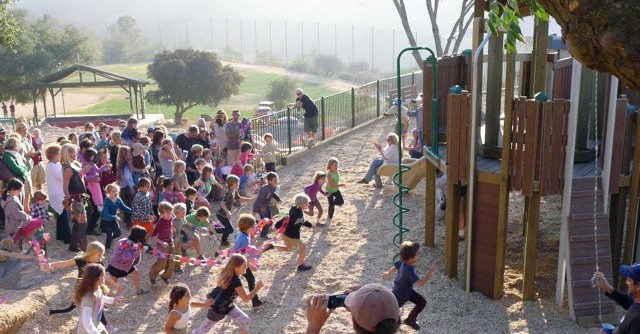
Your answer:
[149,201,176,287]
[381,240,436,330]
[264,193,314,271]
[303,172,328,225]
[131,177,156,238]
[47,241,122,332]
[191,254,264,334]
[218,175,252,246]
[164,284,213,334]
[231,214,266,308]
[74,264,124,334]
[101,183,133,250]
[325,157,345,227]
[252,172,282,239]
[230,142,256,177]
[106,226,149,295]
[182,207,209,261]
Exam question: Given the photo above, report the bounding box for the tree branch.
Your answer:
[426,0,443,56]
[393,0,424,68]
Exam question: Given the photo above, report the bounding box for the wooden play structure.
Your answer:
[393,0,640,328]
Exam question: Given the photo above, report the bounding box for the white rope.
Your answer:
[593,72,602,324]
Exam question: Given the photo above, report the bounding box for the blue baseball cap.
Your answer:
[620,264,640,284]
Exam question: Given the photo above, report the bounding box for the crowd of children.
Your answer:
[0,105,436,333]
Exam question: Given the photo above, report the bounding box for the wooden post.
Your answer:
[483,32,503,152]
[494,51,516,299]
[425,162,436,247]
[133,86,139,119]
[445,182,460,278]
[128,85,134,116]
[556,61,581,309]
[531,18,549,95]
[624,109,640,266]
[140,85,146,119]
[423,59,434,144]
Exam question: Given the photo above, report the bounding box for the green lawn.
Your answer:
[66,63,340,121]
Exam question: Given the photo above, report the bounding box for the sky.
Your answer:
[15,0,561,71]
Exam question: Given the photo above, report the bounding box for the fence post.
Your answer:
[351,87,356,128]
[287,107,292,154]
[321,96,326,141]
[376,80,380,117]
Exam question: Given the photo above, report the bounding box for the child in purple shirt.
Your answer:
[381,241,436,330]
[303,172,328,225]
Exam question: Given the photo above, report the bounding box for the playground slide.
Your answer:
[377,155,429,190]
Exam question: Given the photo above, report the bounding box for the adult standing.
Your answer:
[0,127,6,156]
[1,102,7,118]
[594,264,640,334]
[210,110,228,160]
[357,133,400,188]
[174,126,199,159]
[407,96,424,149]
[150,130,166,177]
[290,88,319,147]
[45,144,71,244]
[225,109,243,166]
[9,102,15,119]
[61,143,90,252]
[15,122,36,211]
[3,137,29,187]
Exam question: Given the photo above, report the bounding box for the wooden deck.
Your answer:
[430,143,599,177]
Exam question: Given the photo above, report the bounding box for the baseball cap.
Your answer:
[345,283,399,332]
[621,264,640,284]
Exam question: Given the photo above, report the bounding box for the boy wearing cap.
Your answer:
[381,241,436,330]
[305,283,400,334]
[594,264,640,334]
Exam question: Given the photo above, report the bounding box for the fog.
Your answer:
[16,0,560,72]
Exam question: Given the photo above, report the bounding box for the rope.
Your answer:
[592,72,602,324]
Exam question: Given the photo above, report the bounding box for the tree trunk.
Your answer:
[174,104,184,125]
[538,0,640,92]
[393,0,425,68]
[426,0,443,56]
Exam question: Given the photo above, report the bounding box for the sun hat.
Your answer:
[345,283,400,332]
[621,264,640,284]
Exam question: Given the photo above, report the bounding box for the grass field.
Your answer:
[66,63,340,121]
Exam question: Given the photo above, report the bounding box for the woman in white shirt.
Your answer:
[45,145,71,244]
[210,111,228,160]
[75,263,122,334]
[357,133,400,188]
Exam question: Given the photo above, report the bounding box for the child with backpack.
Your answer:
[264,193,315,271]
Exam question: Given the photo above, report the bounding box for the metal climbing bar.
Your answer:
[393,46,437,259]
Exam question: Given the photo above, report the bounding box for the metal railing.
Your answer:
[249,71,423,160]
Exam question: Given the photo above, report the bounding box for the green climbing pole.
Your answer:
[393,47,438,259]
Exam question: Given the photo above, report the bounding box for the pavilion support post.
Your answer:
[49,87,57,118]
[133,85,140,119]
[128,85,134,117]
[42,91,48,119]
[140,85,146,119]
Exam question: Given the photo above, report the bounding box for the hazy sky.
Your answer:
[16,0,559,38]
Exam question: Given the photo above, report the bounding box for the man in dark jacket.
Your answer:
[594,264,640,334]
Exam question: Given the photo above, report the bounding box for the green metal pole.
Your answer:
[393,46,437,257]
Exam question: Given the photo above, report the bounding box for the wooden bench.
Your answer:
[388,85,418,106]
[0,118,15,131]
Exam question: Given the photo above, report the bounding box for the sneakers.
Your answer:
[86,229,102,236]
[161,276,170,285]
[136,289,150,295]
[403,319,420,330]
[325,218,332,227]
[252,299,265,308]
[106,324,119,333]
[197,255,206,260]
[297,264,313,271]
[262,243,274,252]
[174,267,184,274]
[357,179,369,184]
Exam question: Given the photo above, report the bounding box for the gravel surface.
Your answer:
[3,118,616,333]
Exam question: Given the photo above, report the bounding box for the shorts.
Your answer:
[283,236,304,249]
[106,264,136,278]
[304,116,318,133]
[132,221,154,236]
[69,197,87,224]
[31,163,45,185]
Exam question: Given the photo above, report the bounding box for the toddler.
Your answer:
[239,164,257,198]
